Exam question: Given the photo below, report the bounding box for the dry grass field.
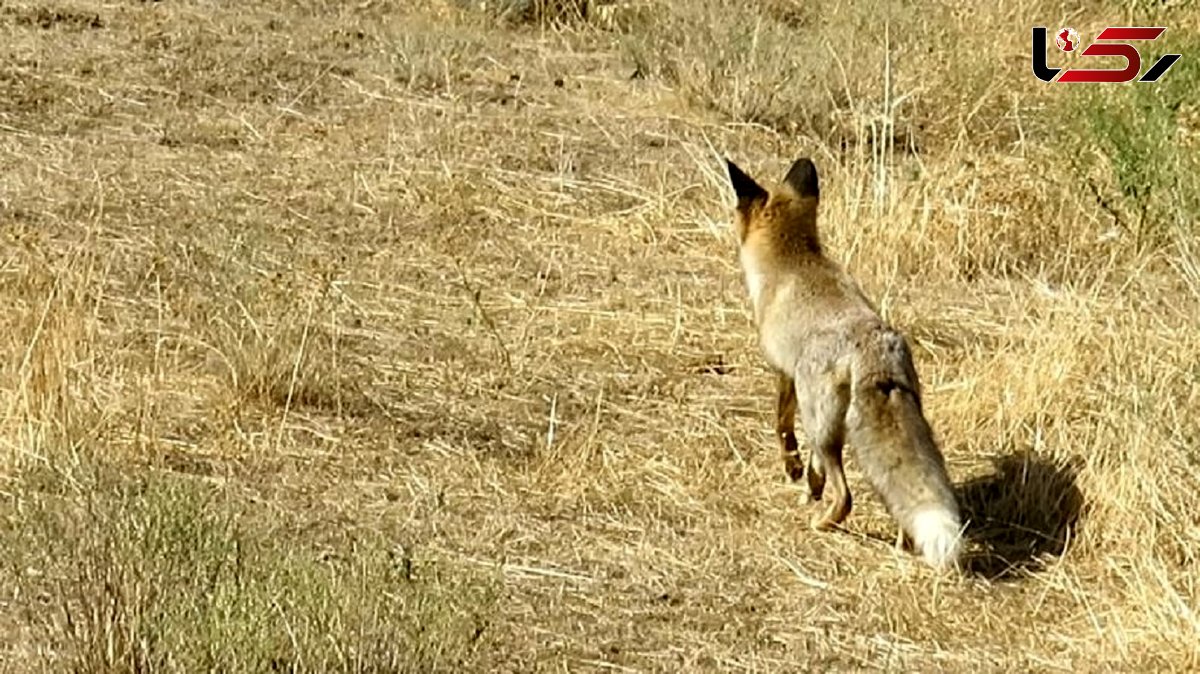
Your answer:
[1,0,1199,671]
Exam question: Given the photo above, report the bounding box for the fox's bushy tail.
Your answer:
[846,328,965,572]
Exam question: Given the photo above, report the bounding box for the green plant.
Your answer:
[1064,37,1200,253]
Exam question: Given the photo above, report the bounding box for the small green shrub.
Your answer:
[1062,34,1200,253]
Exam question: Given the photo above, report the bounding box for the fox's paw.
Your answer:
[783,455,805,482]
[806,473,826,503]
[809,492,851,531]
[809,511,838,532]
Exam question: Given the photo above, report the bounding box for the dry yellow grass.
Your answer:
[1,0,1199,671]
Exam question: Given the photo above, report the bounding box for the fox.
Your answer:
[724,155,964,572]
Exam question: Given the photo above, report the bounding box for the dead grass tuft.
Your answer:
[3,464,498,672]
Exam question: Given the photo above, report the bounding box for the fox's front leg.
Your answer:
[775,372,804,482]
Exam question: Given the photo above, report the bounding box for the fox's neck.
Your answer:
[740,245,769,312]
[769,207,823,257]
[774,229,822,257]
[748,223,823,262]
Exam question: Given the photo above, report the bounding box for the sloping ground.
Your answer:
[1,1,1199,672]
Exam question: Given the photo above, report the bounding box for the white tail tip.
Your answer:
[910,506,965,572]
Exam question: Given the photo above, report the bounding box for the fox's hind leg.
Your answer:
[806,448,826,502]
[795,370,852,530]
[776,371,804,482]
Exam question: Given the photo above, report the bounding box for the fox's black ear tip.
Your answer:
[784,157,819,198]
[725,158,766,202]
[788,157,818,176]
[724,157,748,184]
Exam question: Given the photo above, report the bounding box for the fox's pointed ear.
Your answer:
[782,157,819,200]
[726,158,767,208]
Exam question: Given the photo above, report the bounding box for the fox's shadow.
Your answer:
[956,450,1085,581]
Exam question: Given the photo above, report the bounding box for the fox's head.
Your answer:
[725,157,822,253]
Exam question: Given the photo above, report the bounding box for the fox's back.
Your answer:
[749,241,883,374]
